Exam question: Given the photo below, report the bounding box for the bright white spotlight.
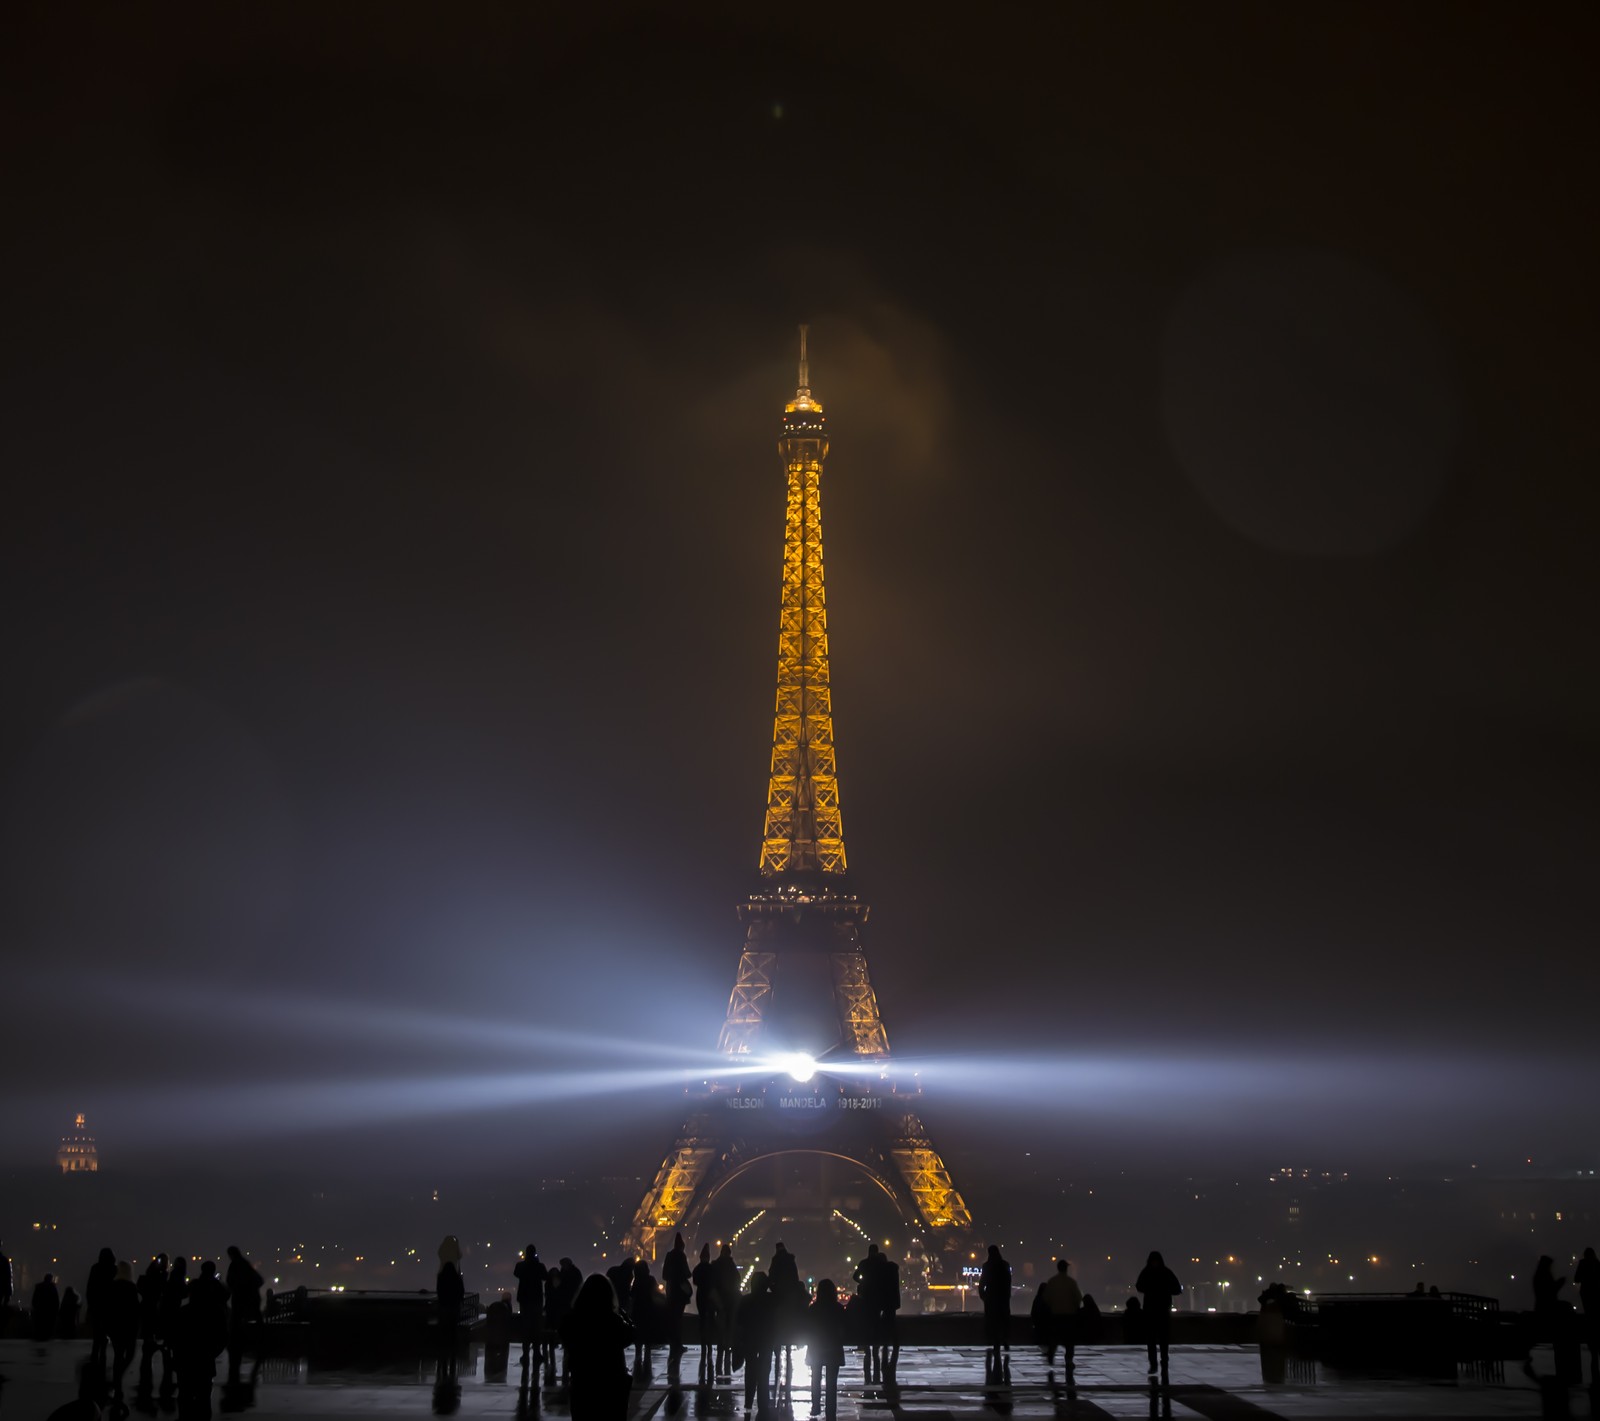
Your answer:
[778,1052,817,1082]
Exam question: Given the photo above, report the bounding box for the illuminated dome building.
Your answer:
[57,1112,99,1173]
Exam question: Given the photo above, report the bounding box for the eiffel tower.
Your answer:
[625,328,974,1267]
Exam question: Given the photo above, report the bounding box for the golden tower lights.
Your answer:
[627,329,973,1262]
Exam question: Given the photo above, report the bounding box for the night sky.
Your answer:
[3,4,1596,1184]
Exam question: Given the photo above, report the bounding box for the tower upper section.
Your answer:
[760,326,846,878]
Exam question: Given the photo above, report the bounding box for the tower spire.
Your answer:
[762,326,843,876]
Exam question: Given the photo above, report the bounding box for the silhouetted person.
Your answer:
[1574,1246,1600,1388]
[1135,1251,1182,1386]
[188,1258,230,1407]
[224,1245,262,1388]
[853,1243,898,1385]
[1576,1247,1600,1313]
[556,1260,582,1382]
[437,1237,466,1377]
[878,1251,901,1380]
[0,1241,12,1309]
[607,1256,635,1311]
[1534,1255,1568,1315]
[32,1273,60,1343]
[108,1261,140,1400]
[137,1253,169,1397]
[515,1244,548,1368]
[160,1257,189,1398]
[58,1286,81,1339]
[712,1244,740,1377]
[87,1246,117,1369]
[1079,1293,1103,1345]
[1037,1260,1082,1374]
[851,1244,881,1302]
[1123,1294,1144,1343]
[483,1297,514,1382]
[630,1257,658,1369]
[562,1274,633,1421]
[768,1242,803,1390]
[175,1270,225,1421]
[662,1233,692,1367]
[1522,1252,1579,1387]
[735,1272,776,1419]
[806,1279,846,1421]
[978,1245,1012,1369]
[692,1243,719,1381]
[853,1245,882,1384]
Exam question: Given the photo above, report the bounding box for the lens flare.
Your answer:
[777,1052,817,1082]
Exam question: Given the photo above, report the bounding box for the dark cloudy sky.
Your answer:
[2,4,1595,1177]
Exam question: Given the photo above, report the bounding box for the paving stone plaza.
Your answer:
[3,1341,1594,1420]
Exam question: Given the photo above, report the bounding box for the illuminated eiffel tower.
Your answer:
[625,329,973,1264]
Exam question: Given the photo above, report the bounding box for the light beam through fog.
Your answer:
[18,966,1559,1154]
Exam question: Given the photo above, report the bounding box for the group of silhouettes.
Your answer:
[452,1237,1186,1420]
[7,1243,265,1418]
[462,1233,901,1421]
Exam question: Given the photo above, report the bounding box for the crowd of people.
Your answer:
[0,1240,264,1417]
[6,1234,1595,1418]
[482,1233,906,1421]
[462,1236,1184,1420]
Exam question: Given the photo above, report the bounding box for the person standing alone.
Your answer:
[1135,1251,1182,1387]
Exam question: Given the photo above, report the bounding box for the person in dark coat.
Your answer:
[661,1232,692,1365]
[552,1258,581,1379]
[607,1257,635,1311]
[177,1264,228,1421]
[224,1245,263,1387]
[436,1236,466,1378]
[978,1246,1012,1368]
[806,1279,847,1421]
[0,1240,13,1309]
[160,1256,189,1399]
[1078,1294,1103,1345]
[876,1252,901,1380]
[515,1244,548,1368]
[86,1246,117,1369]
[561,1274,633,1421]
[1135,1250,1183,1385]
[1532,1255,1567,1315]
[137,1254,169,1397]
[1575,1246,1600,1388]
[189,1259,230,1358]
[630,1257,658,1369]
[1036,1259,1083,1373]
[852,1245,897,1382]
[735,1272,776,1420]
[31,1273,60,1343]
[712,1244,740,1377]
[692,1242,719,1381]
[108,1261,141,1399]
[767,1243,804,1389]
[57,1286,82,1339]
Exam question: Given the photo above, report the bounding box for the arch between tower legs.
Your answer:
[625,1108,973,1264]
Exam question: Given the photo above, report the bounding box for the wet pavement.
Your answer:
[1,1341,1593,1420]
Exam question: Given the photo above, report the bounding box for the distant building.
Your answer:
[57,1112,99,1173]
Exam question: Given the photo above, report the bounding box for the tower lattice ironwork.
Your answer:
[626,329,973,1264]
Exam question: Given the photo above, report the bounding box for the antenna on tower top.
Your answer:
[797,323,810,392]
